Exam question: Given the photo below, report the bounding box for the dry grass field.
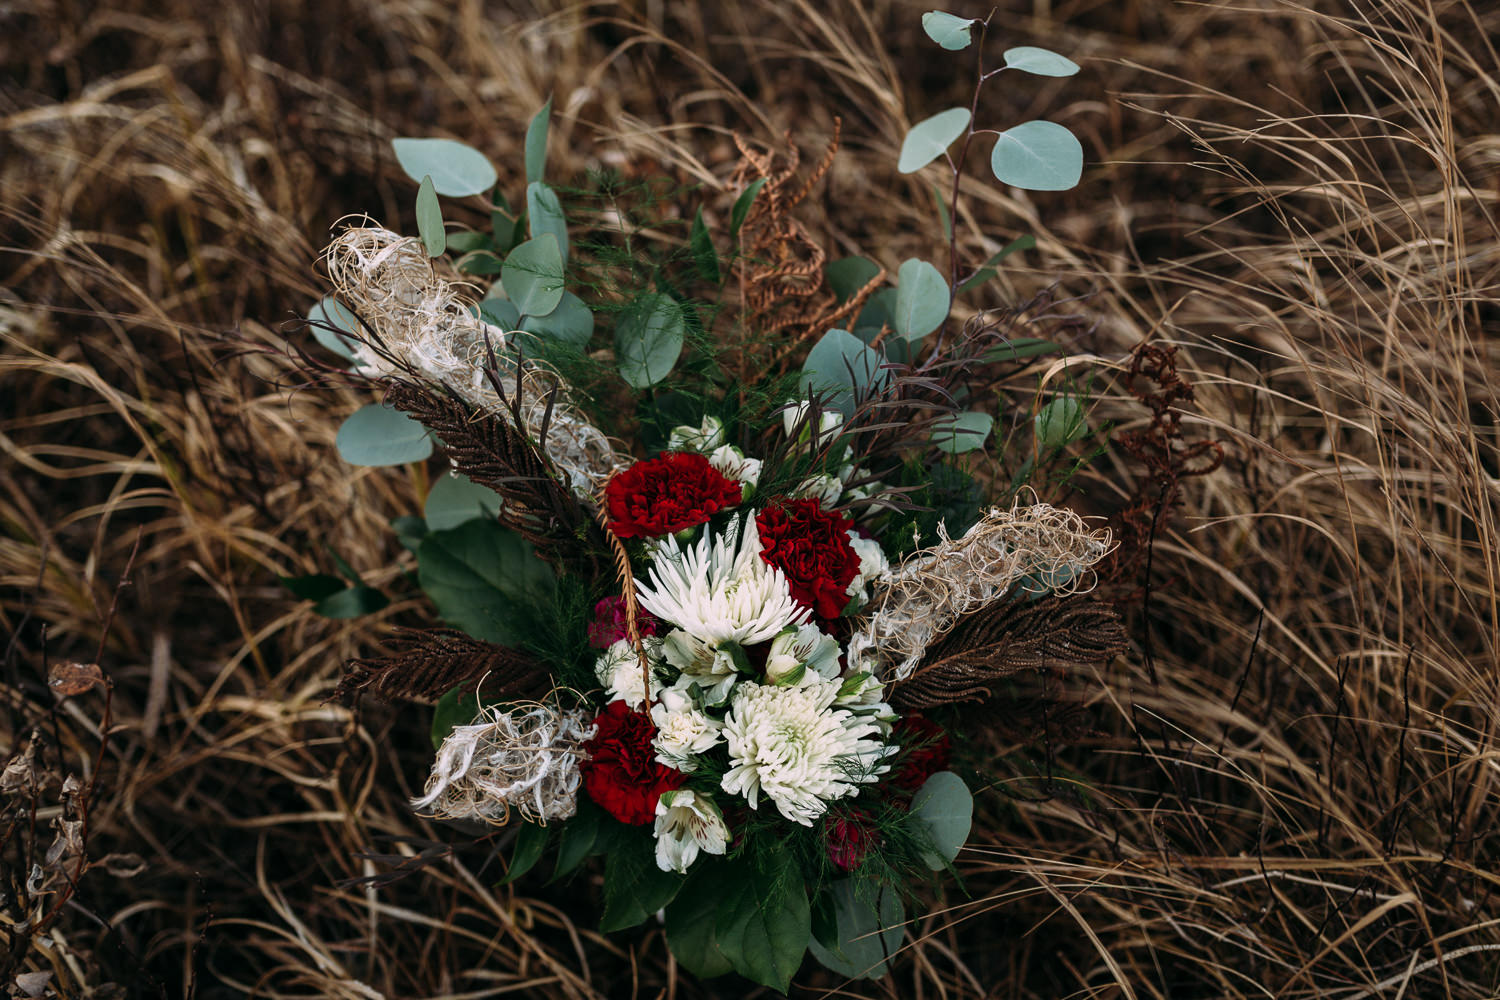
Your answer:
[3,1,1498,997]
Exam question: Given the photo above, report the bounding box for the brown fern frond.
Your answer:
[333,628,550,705]
[594,494,652,707]
[890,594,1128,710]
[382,380,602,575]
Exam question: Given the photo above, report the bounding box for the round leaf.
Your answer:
[423,471,503,531]
[910,771,973,870]
[475,297,520,330]
[931,410,994,454]
[308,297,361,360]
[335,404,433,467]
[800,328,889,417]
[615,293,685,389]
[827,256,880,303]
[501,235,565,318]
[808,880,905,980]
[1003,45,1081,77]
[898,107,971,174]
[1035,396,1087,449]
[990,120,1084,192]
[521,291,594,347]
[526,181,568,263]
[893,258,950,341]
[921,10,977,50]
[415,175,445,257]
[391,137,497,197]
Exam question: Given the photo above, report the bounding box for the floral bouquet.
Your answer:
[287,10,1127,990]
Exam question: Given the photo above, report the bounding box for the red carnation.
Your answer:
[756,498,861,619]
[579,700,685,825]
[890,714,952,795]
[605,452,742,539]
[825,808,878,871]
[587,596,659,649]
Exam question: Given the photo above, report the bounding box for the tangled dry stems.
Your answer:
[2,0,1498,997]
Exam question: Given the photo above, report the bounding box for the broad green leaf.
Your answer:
[501,235,565,317]
[314,585,389,619]
[430,686,479,748]
[416,519,556,646]
[689,207,719,282]
[921,11,977,50]
[601,841,686,931]
[526,181,568,263]
[931,410,994,454]
[423,470,502,531]
[666,861,736,978]
[827,256,880,303]
[445,230,488,254]
[550,800,601,882]
[520,291,594,347]
[910,771,973,870]
[852,324,913,366]
[498,822,550,886]
[392,137,497,197]
[307,297,361,360]
[855,286,897,332]
[615,293,685,389]
[990,120,1084,191]
[800,328,889,417]
[957,234,1037,293]
[476,298,521,330]
[327,547,362,584]
[897,107,970,174]
[730,177,767,237]
[807,879,905,980]
[456,250,503,277]
[391,515,428,553]
[1035,396,1088,449]
[336,404,433,467]
[1003,45,1080,77]
[893,258,949,341]
[524,96,552,187]
[983,337,1062,362]
[279,573,345,601]
[715,854,810,993]
[416,175,445,257]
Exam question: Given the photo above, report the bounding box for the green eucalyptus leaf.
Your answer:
[521,291,594,347]
[498,822,550,886]
[392,137,497,197]
[801,328,889,417]
[307,297,362,360]
[279,573,346,601]
[601,841,686,932]
[1003,45,1081,77]
[665,860,736,978]
[990,120,1084,191]
[391,514,429,552]
[855,286,897,332]
[931,410,994,454]
[423,471,502,531]
[957,234,1037,293]
[416,519,556,646]
[897,106,970,174]
[910,771,973,870]
[314,585,389,620]
[550,800,601,882]
[615,293,685,389]
[827,256,880,303]
[476,298,521,330]
[430,686,479,748]
[689,207,719,282]
[525,96,552,186]
[445,230,489,254]
[1035,396,1087,449]
[526,181,568,263]
[416,175,445,257]
[921,10,977,50]
[730,177,767,237]
[807,879,904,980]
[501,234,565,317]
[456,250,503,277]
[893,258,950,341]
[714,855,810,993]
[335,404,433,467]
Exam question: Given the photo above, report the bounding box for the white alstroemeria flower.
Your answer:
[833,670,896,731]
[845,531,889,604]
[594,637,661,710]
[637,519,810,647]
[708,444,763,491]
[654,789,730,874]
[793,473,844,507]
[650,687,724,771]
[660,630,740,706]
[668,415,726,453]
[781,401,843,446]
[764,624,843,687]
[720,679,892,826]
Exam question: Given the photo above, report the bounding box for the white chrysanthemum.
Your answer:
[764,624,842,687]
[668,415,726,453]
[654,789,730,873]
[594,637,661,709]
[846,531,889,604]
[650,688,724,771]
[708,444,763,491]
[720,680,892,825]
[637,519,810,646]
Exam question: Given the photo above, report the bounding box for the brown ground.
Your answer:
[3,1,1498,997]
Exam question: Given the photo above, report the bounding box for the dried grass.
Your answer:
[3,0,1497,997]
